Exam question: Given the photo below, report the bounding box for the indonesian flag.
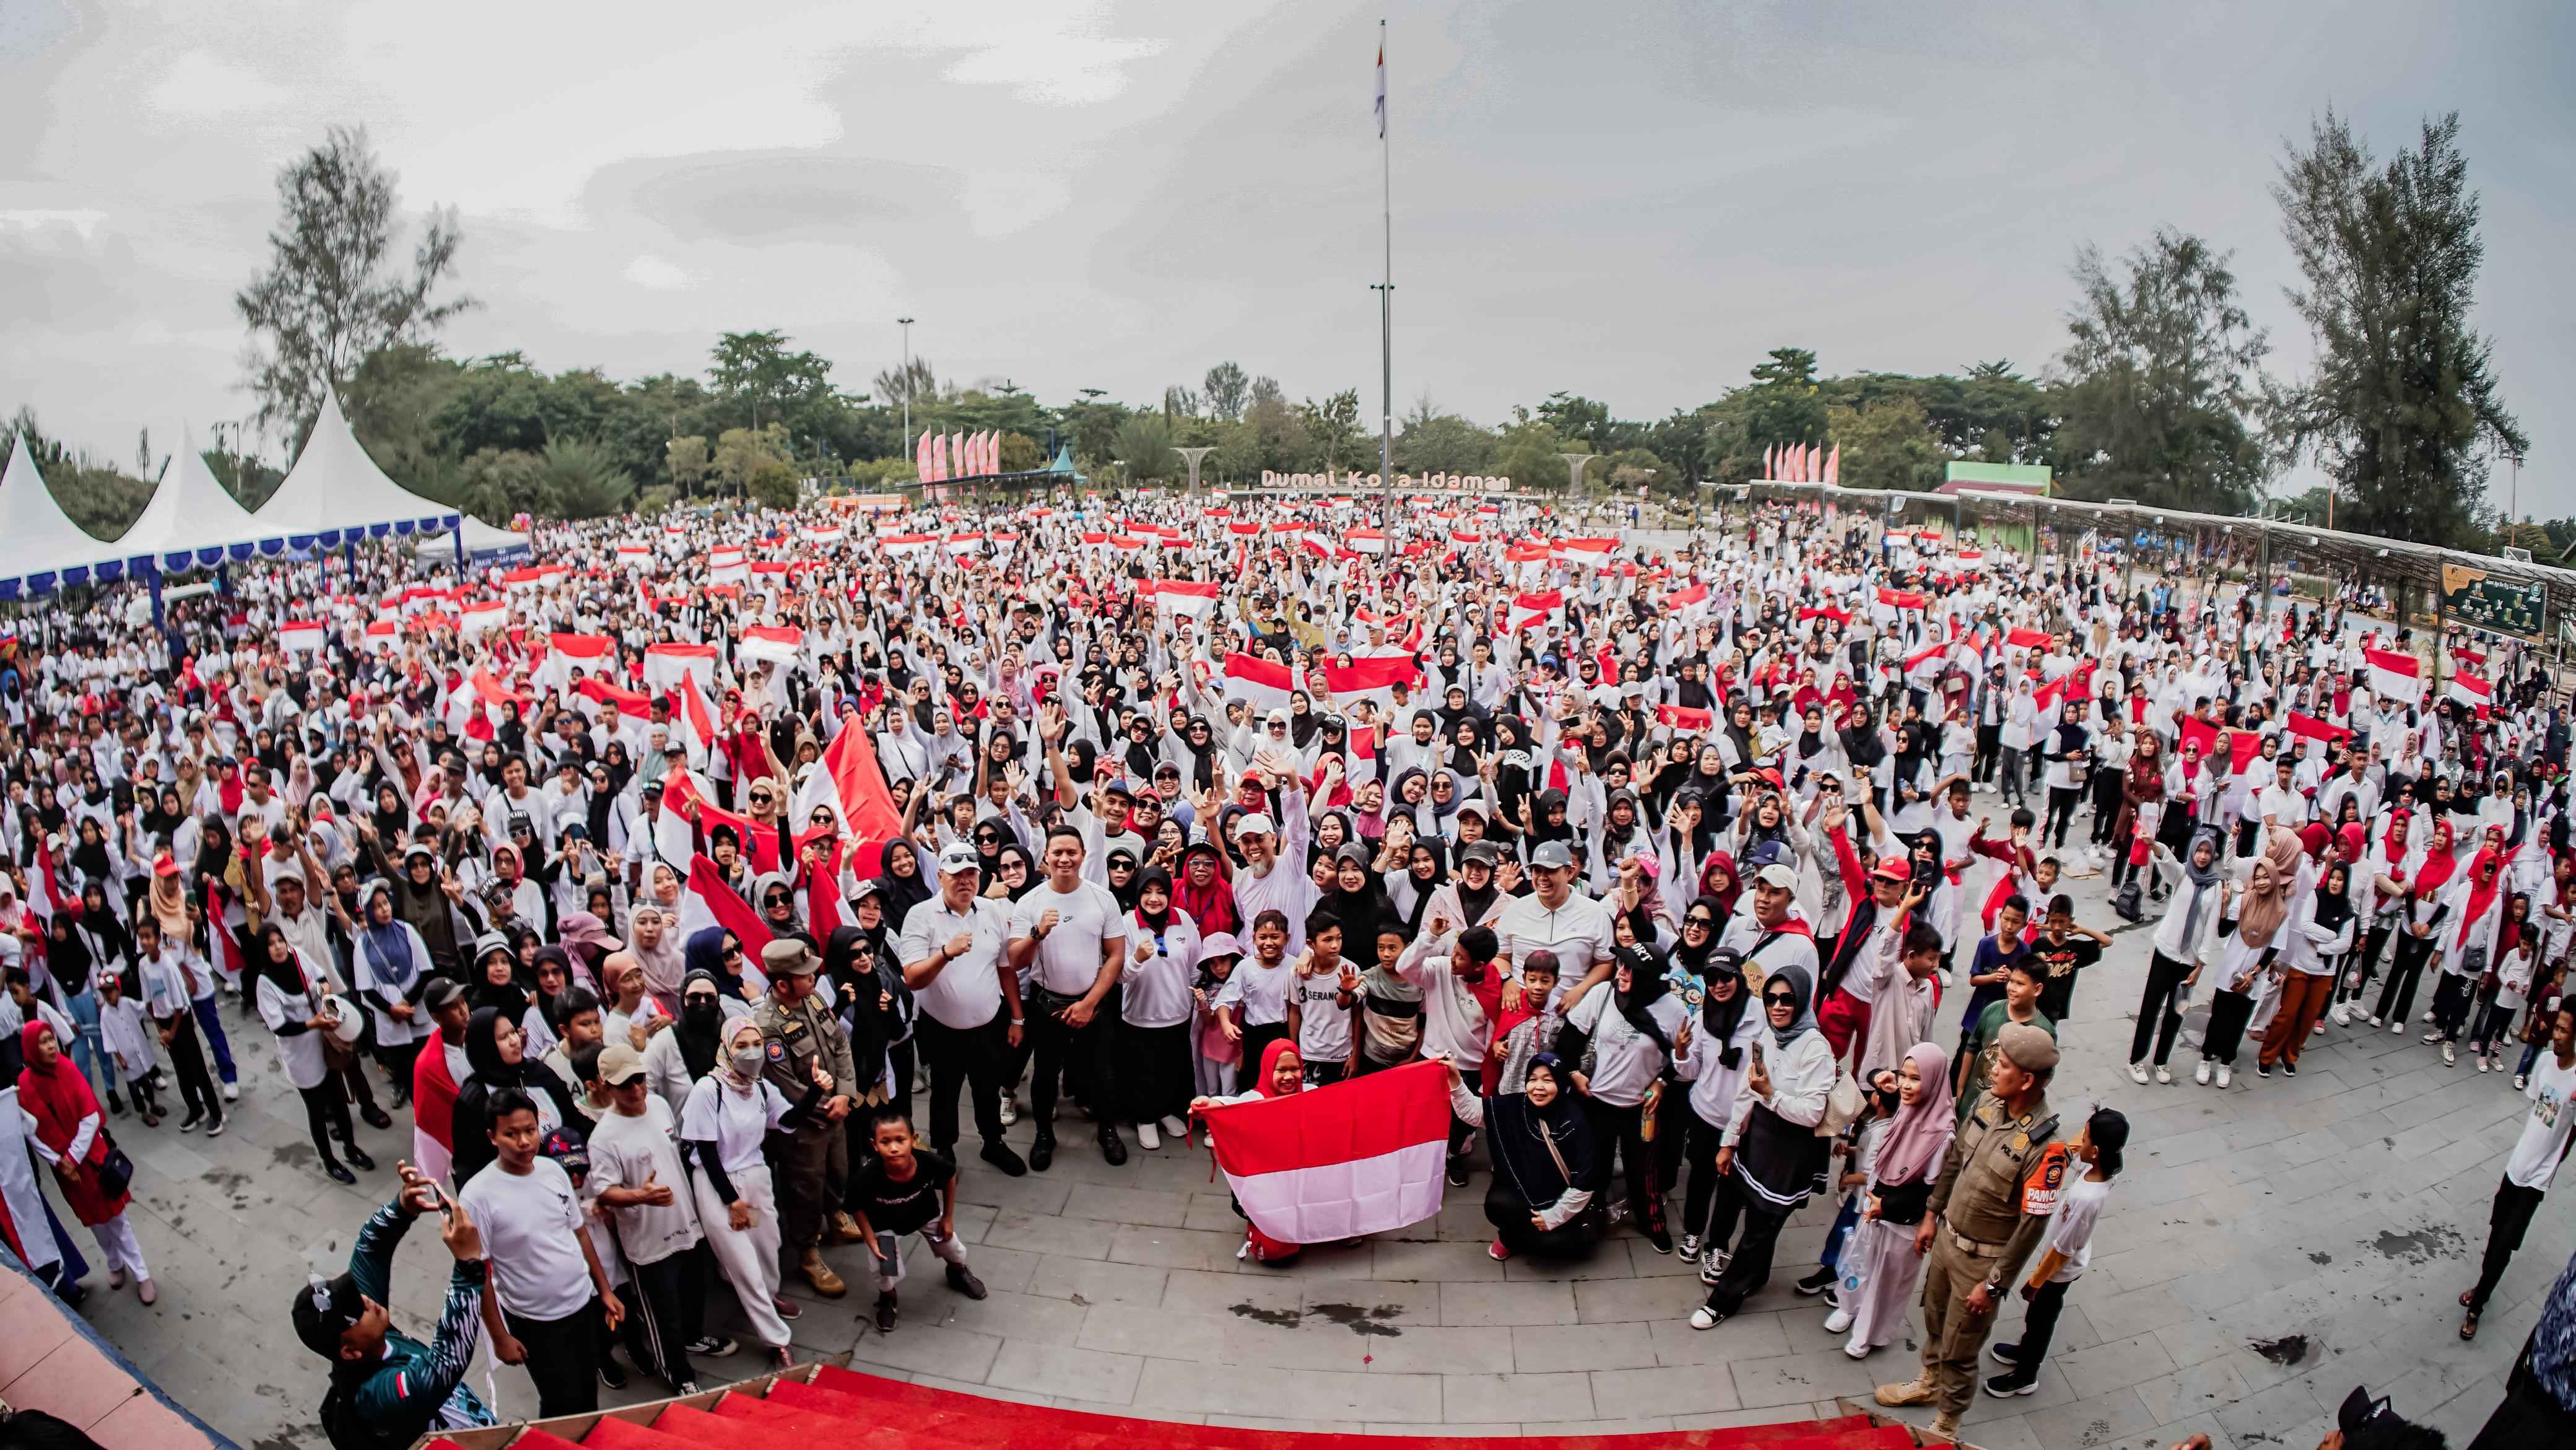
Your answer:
[2286,710,2351,745]
[460,599,508,636]
[673,850,774,953]
[278,620,326,654]
[1347,528,1388,556]
[791,716,906,877]
[801,523,844,545]
[2364,647,2422,705]
[2453,646,2487,671]
[1228,520,1263,536]
[738,624,803,671]
[1557,536,1617,562]
[643,642,720,699]
[544,632,616,689]
[1666,582,1710,622]
[2179,715,2220,762]
[707,553,748,585]
[1657,703,1715,732]
[362,619,400,653]
[1878,587,1927,612]
[879,533,937,557]
[1503,544,1552,564]
[2448,671,2492,717]
[2226,728,2263,774]
[446,668,528,742]
[576,677,655,725]
[1956,549,1985,570]
[671,677,721,766]
[1151,579,1221,619]
[1904,641,1948,688]
[944,532,984,554]
[1323,654,1421,714]
[616,543,653,569]
[1508,590,1564,634]
[1221,652,1296,713]
[2006,627,2052,651]
[1798,605,1852,625]
[1199,1060,1449,1246]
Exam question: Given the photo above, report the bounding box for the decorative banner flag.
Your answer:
[943,532,985,554]
[1764,444,1775,479]
[543,632,616,689]
[362,619,401,653]
[2363,647,2422,705]
[459,599,508,637]
[877,533,937,557]
[1198,1059,1449,1246]
[278,620,326,653]
[1150,579,1221,619]
[1323,654,1422,714]
[2285,710,2351,745]
[738,624,804,671]
[2447,672,2492,716]
[674,850,775,953]
[1347,528,1387,556]
[1220,652,1296,713]
[790,720,907,877]
[1824,444,1840,486]
[642,641,720,699]
[1656,703,1715,732]
[1508,590,1564,634]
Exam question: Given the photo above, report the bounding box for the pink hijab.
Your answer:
[1871,1041,1956,1186]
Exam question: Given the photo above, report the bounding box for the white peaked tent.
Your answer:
[107,432,268,574]
[411,514,529,562]
[247,391,459,551]
[0,434,122,599]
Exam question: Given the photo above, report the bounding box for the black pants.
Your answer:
[1681,1114,1731,1241]
[2203,988,2256,1064]
[1302,1059,1348,1087]
[1237,1021,1289,1073]
[373,1034,424,1105]
[915,1009,1010,1153]
[1699,1175,1790,1315]
[2468,1335,2576,1449]
[2431,972,2476,1040]
[2468,984,2515,1050]
[624,1247,705,1391]
[297,1079,355,1161]
[2088,771,2125,845]
[2131,951,2194,1067]
[1026,994,1115,1135]
[160,1011,221,1125]
[1486,1181,1590,1259]
[1584,1097,1663,1238]
[2001,1277,2072,1382]
[2339,925,2392,1003]
[503,1304,599,1417]
[2376,933,2435,1023]
[2045,787,2081,849]
[1973,724,2001,784]
[2467,1176,2548,1312]
[126,1067,163,1117]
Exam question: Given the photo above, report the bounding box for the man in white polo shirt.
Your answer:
[1719,862,1822,991]
[1494,840,1615,998]
[895,843,1027,1177]
[1007,824,1129,1169]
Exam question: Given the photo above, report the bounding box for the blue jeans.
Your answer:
[66,990,118,1098]
[191,995,238,1084]
[1818,1194,1861,1270]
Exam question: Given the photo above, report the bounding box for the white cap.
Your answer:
[937,842,981,874]
[1753,863,1798,889]
[1234,811,1276,838]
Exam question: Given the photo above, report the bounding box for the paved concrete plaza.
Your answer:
[60,853,2567,1450]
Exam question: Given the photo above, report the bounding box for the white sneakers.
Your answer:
[1689,1308,1721,1331]
[2215,1064,2233,1090]
[998,1092,1019,1126]
[2156,1065,2173,1085]
[1137,1121,1161,1150]
[1825,1307,1854,1334]
[2391,1020,2408,1035]
[2443,1044,2458,1067]
[222,1082,240,1102]
[2128,1062,2150,1085]
[2476,1055,2491,1074]
[2195,1060,2213,1086]
[1160,1114,1188,1141]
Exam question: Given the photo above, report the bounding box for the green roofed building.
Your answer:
[1937,461,2050,497]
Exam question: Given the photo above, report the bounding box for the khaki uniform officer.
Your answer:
[1876,1023,2062,1439]
[755,938,859,1298]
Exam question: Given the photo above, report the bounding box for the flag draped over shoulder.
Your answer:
[1198,1060,1450,1246]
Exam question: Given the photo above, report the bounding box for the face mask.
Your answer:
[728,1045,766,1078]
[684,1000,720,1026]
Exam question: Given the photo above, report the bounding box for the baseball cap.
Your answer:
[1746,839,1796,873]
[422,977,465,1011]
[2336,1386,2431,1450]
[937,842,981,875]
[1234,811,1276,839]
[1461,839,1502,868]
[596,1042,646,1086]
[1871,857,1912,883]
[291,1270,367,1358]
[1753,862,1798,889]
[1529,840,1575,871]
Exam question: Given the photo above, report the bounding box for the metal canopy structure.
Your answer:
[1741,479,2576,636]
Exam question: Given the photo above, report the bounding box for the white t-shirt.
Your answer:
[1212,955,1293,1027]
[1564,986,1687,1108]
[585,1098,702,1265]
[1290,958,1355,1063]
[680,1073,797,1176]
[1120,911,1201,1029]
[2042,1173,2112,1283]
[458,1158,594,1322]
[895,895,1009,1029]
[1493,891,1615,980]
[1009,878,1127,997]
[2505,1052,2576,1190]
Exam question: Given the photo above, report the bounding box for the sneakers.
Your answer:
[599,1356,627,1391]
[1874,1378,1938,1407]
[685,1335,739,1358]
[2215,1065,2232,1090]
[2391,1019,2407,1035]
[1677,1233,1702,1260]
[1824,1306,1854,1334]
[1990,1342,2019,1366]
[1137,1120,1161,1151]
[874,1292,898,1332]
[2362,1013,2380,1027]
[2331,1005,2352,1027]
[2515,1073,2530,1091]
[2194,1060,2213,1086]
[222,1081,240,1101]
[1028,1133,1056,1172]
[772,1295,802,1321]
[2128,1061,2149,1085]
[998,1092,1019,1126]
[980,1142,1028,1177]
[1699,1249,1730,1286]
[2423,1008,2437,1024]
[2424,1029,2447,1044]
[1446,1156,1471,1188]
[801,1248,846,1298]
[1159,1114,1189,1142]
[1645,1228,1673,1256]
[1983,1372,2038,1398]
[1796,1267,1838,1296]
[2155,1065,2172,1085]
[178,1111,203,1133]
[946,1263,987,1300]
[2255,1062,2271,1078]
[323,1158,357,1186]
[2282,1060,2298,1077]
[2312,1018,2328,1036]
[1842,1335,1870,1360]
[2476,1054,2491,1074]
[1688,1306,1726,1331]
[2443,1044,2458,1067]
[1488,1238,1511,1261]
[205,1116,225,1137]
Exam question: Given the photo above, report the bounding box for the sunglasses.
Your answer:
[1763,992,1798,1007]
[1684,915,1715,927]
[722,945,742,960]
[684,993,718,1005]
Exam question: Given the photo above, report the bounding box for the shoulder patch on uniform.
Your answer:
[767,1039,786,1061]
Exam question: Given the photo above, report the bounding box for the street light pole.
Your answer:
[897,316,915,465]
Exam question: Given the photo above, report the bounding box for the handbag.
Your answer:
[2461,943,2489,978]
[1816,1065,1866,1137]
[94,1132,136,1200]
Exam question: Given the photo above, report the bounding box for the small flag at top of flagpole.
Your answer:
[1375,23,1386,138]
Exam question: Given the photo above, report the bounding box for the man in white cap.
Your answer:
[1493,839,1615,997]
[1718,860,1821,990]
[894,842,1027,1177]
[1224,750,1315,957]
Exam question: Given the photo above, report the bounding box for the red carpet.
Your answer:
[420,1363,1920,1450]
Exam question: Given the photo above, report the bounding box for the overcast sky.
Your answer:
[3,1,2568,512]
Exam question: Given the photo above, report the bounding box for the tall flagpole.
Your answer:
[1375,19,1395,534]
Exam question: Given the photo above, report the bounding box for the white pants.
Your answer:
[692,1161,790,1349]
[92,1212,149,1279]
[867,1225,968,1296]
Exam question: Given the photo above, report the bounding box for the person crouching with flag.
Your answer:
[1190,1039,1309,1264]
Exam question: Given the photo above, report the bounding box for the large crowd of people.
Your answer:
[0,486,2570,1449]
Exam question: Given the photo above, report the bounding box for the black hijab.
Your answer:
[1484,1054,1599,1202]
[673,967,725,1081]
[1697,946,1752,1070]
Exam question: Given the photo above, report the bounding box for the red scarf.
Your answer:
[2411,824,2459,900]
[17,1021,103,1165]
[2455,851,2505,948]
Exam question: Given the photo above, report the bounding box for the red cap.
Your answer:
[1871,857,1912,884]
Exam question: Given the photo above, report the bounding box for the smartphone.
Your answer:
[1751,1041,1766,1072]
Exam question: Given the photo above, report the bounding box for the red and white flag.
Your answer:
[460,599,508,637]
[576,677,656,725]
[544,632,616,689]
[1557,536,1617,563]
[1221,652,1297,713]
[1198,1060,1449,1246]
[672,850,774,954]
[643,642,719,699]
[1149,579,1221,619]
[738,624,804,671]
[1323,654,1421,714]
[2285,710,2351,745]
[278,620,326,654]
[2363,647,2422,705]
[791,712,908,876]
[1665,582,1709,623]
[1657,703,1715,732]
[2447,671,2492,716]
[1507,590,1564,634]
[878,533,936,557]
[1347,528,1388,556]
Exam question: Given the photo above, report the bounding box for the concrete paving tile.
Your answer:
[1369,1237,1509,1282]
[1305,1277,1442,1326]
[1586,1365,1742,1417]
[2055,1329,2181,1400]
[1162,1266,1295,1316]
[1440,1370,1596,1422]
[1105,1221,1259,1272]
[1510,1321,1658,1373]
[1572,1273,1705,1324]
[985,1338,1143,1405]
[1958,1362,2079,1425]
[914,1286,1089,1343]
[1073,1301,1232,1364]
[1028,1254,1168,1305]
[2134,1356,2257,1428]
[1058,1181,1197,1228]
[846,1321,1003,1380]
[1725,1351,1877,1409]
[1138,1358,1445,1422]
[981,1208,1111,1259]
[1645,1311,1793,1366]
[1440,1278,1577,1326]
[2018,1384,2157,1449]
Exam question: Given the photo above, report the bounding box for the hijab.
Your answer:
[1134,867,1175,932]
[2411,821,2460,899]
[1173,844,1238,938]
[461,1005,541,1089]
[874,839,933,930]
[357,881,419,991]
[684,926,742,999]
[715,1016,767,1092]
[1611,947,1674,1053]
[1763,961,1820,1049]
[1251,1037,1303,1098]
[1484,1054,1597,1205]
[2234,834,2297,950]
[1696,952,1752,1070]
[628,904,686,1008]
[1697,849,1741,921]
[251,922,311,1003]
[2174,828,2227,947]
[672,967,725,1081]
[17,1021,102,1157]
[1870,1041,1957,1186]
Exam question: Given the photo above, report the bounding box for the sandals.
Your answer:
[2459,1290,2481,1340]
